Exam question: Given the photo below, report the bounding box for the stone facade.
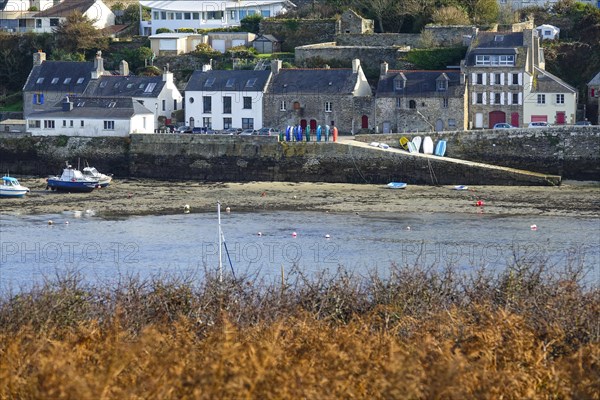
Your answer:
[587,72,600,124]
[337,10,373,35]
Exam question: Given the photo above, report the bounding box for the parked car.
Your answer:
[493,123,514,129]
[240,129,257,136]
[177,126,192,133]
[257,127,280,136]
[191,127,205,134]
[575,120,592,126]
[223,128,242,135]
[528,121,549,128]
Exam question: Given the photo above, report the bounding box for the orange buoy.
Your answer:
[475,200,484,207]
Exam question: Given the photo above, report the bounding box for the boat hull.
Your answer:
[0,188,28,197]
[47,179,98,192]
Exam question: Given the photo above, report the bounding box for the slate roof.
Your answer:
[376,70,464,98]
[86,75,166,98]
[185,70,271,92]
[532,67,576,93]
[588,72,600,86]
[28,97,153,119]
[465,31,525,67]
[268,68,358,95]
[35,0,97,17]
[23,61,96,93]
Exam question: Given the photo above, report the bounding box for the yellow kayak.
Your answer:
[399,136,409,150]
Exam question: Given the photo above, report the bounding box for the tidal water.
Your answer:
[1,210,599,292]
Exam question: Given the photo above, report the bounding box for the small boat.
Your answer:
[407,142,418,153]
[412,136,422,152]
[82,166,112,187]
[452,185,469,191]
[47,165,99,192]
[387,182,407,189]
[0,175,30,198]
[378,143,390,149]
[399,137,409,150]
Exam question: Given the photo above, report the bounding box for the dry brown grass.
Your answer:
[1,263,599,399]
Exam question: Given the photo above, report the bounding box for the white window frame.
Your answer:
[103,120,115,130]
[537,94,546,105]
[556,94,564,104]
[325,101,333,112]
[280,100,286,111]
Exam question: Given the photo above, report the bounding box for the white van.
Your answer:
[528,121,549,128]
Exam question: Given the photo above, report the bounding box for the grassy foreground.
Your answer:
[1,262,598,399]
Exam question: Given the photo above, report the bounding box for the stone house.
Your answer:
[462,30,541,128]
[23,50,183,131]
[375,63,467,133]
[184,67,271,130]
[26,96,154,137]
[523,67,577,125]
[262,59,373,134]
[336,9,373,34]
[587,71,600,124]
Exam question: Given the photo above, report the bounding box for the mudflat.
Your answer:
[1,178,599,218]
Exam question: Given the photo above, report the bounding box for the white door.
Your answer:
[159,39,177,51]
[211,39,226,53]
[475,113,483,128]
[232,39,246,47]
[383,121,391,133]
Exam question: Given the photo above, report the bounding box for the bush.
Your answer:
[240,14,262,33]
[405,47,468,69]
[156,28,173,34]
[225,45,258,59]
[431,6,470,25]
[177,28,195,33]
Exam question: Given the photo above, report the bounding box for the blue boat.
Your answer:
[387,182,407,189]
[47,165,99,192]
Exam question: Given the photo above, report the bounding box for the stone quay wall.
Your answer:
[355,127,600,180]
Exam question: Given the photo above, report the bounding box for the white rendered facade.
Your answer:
[27,113,155,137]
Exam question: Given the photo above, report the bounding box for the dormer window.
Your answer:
[437,81,447,91]
[475,54,514,66]
[394,73,407,91]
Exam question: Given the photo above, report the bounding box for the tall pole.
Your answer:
[217,202,223,282]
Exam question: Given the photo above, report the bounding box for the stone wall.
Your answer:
[260,19,337,52]
[336,33,420,47]
[355,126,600,180]
[295,44,409,72]
[1,129,596,183]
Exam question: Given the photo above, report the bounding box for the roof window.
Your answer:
[144,82,157,93]
[64,78,71,84]
[494,35,504,42]
[245,78,257,87]
[51,77,59,84]
[139,83,145,89]
[76,77,84,84]
[36,77,44,84]
[225,78,235,88]
[100,81,107,88]
[204,78,215,87]
[126,83,133,88]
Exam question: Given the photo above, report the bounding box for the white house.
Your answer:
[536,24,560,40]
[4,0,115,33]
[149,31,256,55]
[523,67,577,125]
[23,51,183,129]
[184,67,272,130]
[26,96,155,137]
[139,0,295,35]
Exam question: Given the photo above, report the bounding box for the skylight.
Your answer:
[51,77,59,84]
[126,83,133,88]
[76,77,84,84]
[225,78,235,88]
[245,78,257,87]
[36,77,44,84]
[139,83,145,89]
[100,81,107,88]
[204,78,215,87]
[144,82,157,93]
[494,35,504,42]
[64,78,71,84]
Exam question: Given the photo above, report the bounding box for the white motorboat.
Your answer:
[0,175,30,198]
[82,166,113,187]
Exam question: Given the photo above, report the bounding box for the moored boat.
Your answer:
[82,166,112,187]
[387,182,407,189]
[0,175,30,198]
[47,165,99,192]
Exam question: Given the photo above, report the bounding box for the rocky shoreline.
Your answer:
[1,178,599,218]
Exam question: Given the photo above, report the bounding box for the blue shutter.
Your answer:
[32,94,37,104]
[40,94,44,104]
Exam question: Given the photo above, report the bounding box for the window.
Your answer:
[476,74,483,85]
[261,10,271,17]
[162,99,166,111]
[203,96,212,113]
[36,19,41,28]
[437,81,447,91]
[51,77,59,84]
[100,81,107,88]
[69,120,73,127]
[512,93,519,104]
[175,12,182,20]
[44,120,55,129]
[167,12,174,20]
[188,97,194,104]
[243,97,252,109]
[161,11,166,19]
[49,18,59,27]
[36,77,44,84]
[494,93,501,104]
[202,117,211,128]
[537,94,546,104]
[174,99,177,110]
[76,77,84,84]
[495,73,502,85]
[103,121,114,130]
[204,78,215,87]
[409,100,417,109]
[225,78,235,88]
[32,93,44,104]
[556,94,564,104]
[293,101,301,110]
[63,78,71,84]
[184,12,191,20]
[223,118,232,129]
[475,55,515,66]
[325,102,332,112]
[153,11,159,19]
[442,98,448,108]
[245,78,257,88]
[230,10,237,19]
[280,101,286,111]
[476,93,483,104]
[448,119,456,127]
[223,96,232,113]
[192,12,199,19]
[29,120,41,128]
[494,35,504,42]
[396,98,402,108]
[242,118,254,129]
[206,11,223,19]
[144,82,157,93]
[80,120,84,127]
[62,120,67,127]
[512,73,519,85]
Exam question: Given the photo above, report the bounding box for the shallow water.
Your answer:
[1,210,599,292]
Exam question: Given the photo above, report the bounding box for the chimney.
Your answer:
[271,59,282,75]
[33,50,46,66]
[91,50,104,79]
[460,73,465,85]
[119,60,129,76]
[352,59,360,74]
[62,96,73,112]
[380,61,388,78]
[162,63,173,84]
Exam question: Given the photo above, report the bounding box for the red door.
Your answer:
[310,119,317,130]
[556,112,565,125]
[488,111,506,128]
[361,115,368,129]
[511,112,519,127]
[300,119,307,129]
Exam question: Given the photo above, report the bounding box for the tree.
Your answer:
[54,12,108,54]
[462,0,499,25]
[240,15,262,34]
[352,0,398,33]
[431,6,470,25]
